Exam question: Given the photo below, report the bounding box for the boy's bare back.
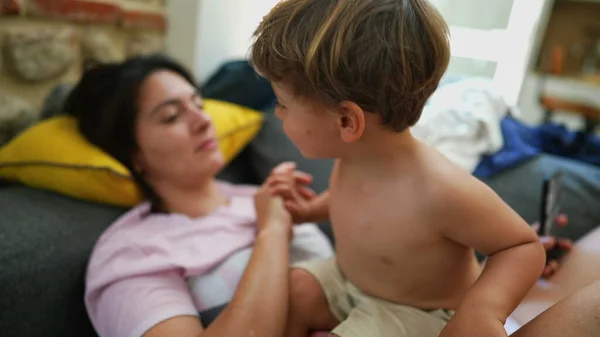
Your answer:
[330,140,483,310]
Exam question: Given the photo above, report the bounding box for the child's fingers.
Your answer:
[542,260,559,278]
[269,187,292,199]
[270,180,308,200]
[265,169,314,202]
[284,201,303,219]
[268,167,312,191]
[267,169,301,188]
[298,186,317,200]
[293,171,313,185]
[555,214,568,227]
[272,161,296,174]
[541,266,552,278]
[531,222,540,233]
[267,174,295,187]
[264,172,285,187]
[539,236,557,251]
[269,181,294,199]
[558,238,573,250]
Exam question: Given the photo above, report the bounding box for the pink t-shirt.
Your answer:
[85,182,333,337]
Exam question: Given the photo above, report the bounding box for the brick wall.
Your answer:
[0,0,167,144]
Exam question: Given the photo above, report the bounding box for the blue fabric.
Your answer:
[474,117,600,178]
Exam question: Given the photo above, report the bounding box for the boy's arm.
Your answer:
[433,176,545,334]
[306,190,330,223]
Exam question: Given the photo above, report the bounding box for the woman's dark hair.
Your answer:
[63,53,197,210]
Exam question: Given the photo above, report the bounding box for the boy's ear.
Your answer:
[337,101,365,143]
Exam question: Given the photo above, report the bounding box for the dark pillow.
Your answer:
[215,146,260,185]
[201,61,274,111]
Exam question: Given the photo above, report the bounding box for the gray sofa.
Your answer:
[2,83,600,337]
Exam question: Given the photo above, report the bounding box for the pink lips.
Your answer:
[196,138,218,152]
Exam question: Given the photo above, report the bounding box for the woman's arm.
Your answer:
[204,226,290,336]
[144,226,290,337]
[144,186,293,337]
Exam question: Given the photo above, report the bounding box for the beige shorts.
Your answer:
[294,257,454,337]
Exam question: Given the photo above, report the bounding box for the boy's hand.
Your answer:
[532,214,573,278]
[265,162,320,224]
[440,310,507,337]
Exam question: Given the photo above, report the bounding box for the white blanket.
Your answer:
[412,78,508,172]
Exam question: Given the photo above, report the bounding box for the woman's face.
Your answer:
[133,70,225,187]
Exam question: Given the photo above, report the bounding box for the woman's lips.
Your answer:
[196,138,218,152]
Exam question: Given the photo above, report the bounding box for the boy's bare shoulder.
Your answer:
[415,144,540,257]
[416,146,500,221]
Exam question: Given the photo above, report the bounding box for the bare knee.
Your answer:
[289,268,324,315]
[289,268,338,330]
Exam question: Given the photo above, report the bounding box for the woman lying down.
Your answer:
[72,55,599,337]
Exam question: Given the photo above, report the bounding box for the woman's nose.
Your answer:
[188,106,211,133]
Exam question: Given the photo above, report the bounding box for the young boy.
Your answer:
[250,1,546,336]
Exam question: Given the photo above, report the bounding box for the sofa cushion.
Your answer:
[0,184,125,337]
[201,60,274,111]
[482,154,600,242]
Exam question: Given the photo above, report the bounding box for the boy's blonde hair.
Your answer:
[251,0,450,132]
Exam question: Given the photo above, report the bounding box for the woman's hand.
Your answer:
[254,181,293,238]
[201,162,299,337]
[264,162,321,224]
[532,214,573,278]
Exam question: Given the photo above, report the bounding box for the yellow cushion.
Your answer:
[0,99,263,207]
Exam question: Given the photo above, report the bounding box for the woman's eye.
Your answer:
[164,114,178,123]
[161,106,181,123]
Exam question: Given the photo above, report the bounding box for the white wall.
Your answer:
[431,0,514,30]
[193,0,279,83]
[166,0,279,83]
[165,0,203,75]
